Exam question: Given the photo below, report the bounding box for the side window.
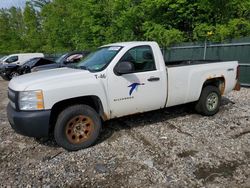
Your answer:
[6,56,18,63]
[119,46,156,72]
[35,60,45,67]
[27,59,38,67]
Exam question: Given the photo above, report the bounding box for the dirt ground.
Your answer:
[0,78,249,187]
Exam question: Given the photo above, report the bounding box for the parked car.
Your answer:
[7,41,240,151]
[33,51,90,72]
[0,57,54,80]
[1,53,44,65]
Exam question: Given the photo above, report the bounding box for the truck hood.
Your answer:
[9,67,91,91]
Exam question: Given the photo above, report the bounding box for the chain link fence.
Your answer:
[164,37,250,86]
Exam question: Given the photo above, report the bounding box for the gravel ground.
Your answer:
[0,78,249,187]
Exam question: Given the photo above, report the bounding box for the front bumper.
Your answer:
[7,103,51,138]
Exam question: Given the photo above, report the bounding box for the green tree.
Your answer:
[0,10,12,54]
[23,2,42,51]
[143,21,185,47]
[1,0,250,54]
[0,7,25,53]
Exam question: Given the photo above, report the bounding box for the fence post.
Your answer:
[203,39,207,60]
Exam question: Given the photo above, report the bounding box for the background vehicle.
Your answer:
[7,41,240,151]
[33,51,90,72]
[20,58,54,74]
[0,58,54,80]
[1,53,44,65]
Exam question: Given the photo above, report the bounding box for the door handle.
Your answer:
[148,77,160,82]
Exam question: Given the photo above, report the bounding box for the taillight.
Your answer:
[236,65,240,80]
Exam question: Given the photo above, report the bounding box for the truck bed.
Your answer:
[165,60,238,107]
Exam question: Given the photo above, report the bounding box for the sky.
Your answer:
[0,0,26,9]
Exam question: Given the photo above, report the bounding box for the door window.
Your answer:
[38,59,53,66]
[6,56,18,63]
[118,46,156,72]
[25,58,38,67]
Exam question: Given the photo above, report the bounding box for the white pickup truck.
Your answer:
[7,41,240,151]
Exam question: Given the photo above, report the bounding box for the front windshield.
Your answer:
[76,46,122,71]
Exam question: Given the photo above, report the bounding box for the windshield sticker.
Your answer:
[108,46,121,51]
[128,83,145,96]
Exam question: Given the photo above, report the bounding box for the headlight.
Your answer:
[19,90,44,111]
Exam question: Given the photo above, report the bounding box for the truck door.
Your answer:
[107,45,165,118]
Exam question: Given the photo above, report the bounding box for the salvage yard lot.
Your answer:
[0,78,249,187]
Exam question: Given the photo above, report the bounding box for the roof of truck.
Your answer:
[102,41,156,47]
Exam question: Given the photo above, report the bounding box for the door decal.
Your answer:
[128,83,145,96]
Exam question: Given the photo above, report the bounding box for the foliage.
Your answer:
[23,2,42,51]
[193,23,215,41]
[0,0,250,54]
[143,21,185,46]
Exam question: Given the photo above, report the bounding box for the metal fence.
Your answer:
[164,37,250,86]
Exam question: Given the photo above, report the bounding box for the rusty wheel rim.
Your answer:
[65,115,94,144]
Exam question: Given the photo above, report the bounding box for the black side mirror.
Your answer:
[115,61,135,75]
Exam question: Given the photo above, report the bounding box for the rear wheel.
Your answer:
[195,86,221,116]
[54,105,101,151]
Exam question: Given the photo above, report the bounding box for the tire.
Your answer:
[54,105,101,151]
[195,86,221,116]
[9,71,20,79]
[1,75,11,81]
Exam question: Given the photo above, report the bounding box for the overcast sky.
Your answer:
[0,0,26,8]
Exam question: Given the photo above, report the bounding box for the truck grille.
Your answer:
[8,88,17,109]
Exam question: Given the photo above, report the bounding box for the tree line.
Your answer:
[0,0,250,54]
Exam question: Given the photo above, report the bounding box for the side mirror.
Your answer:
[114,61,135,75]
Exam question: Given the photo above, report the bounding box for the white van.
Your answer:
[1,53,44,65]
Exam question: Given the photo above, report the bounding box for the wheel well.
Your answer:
[49,96,105,132]
[203,77,225,95]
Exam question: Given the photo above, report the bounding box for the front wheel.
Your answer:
[54,105,101,151]
[1,75,11,81]
[195,86,221,116]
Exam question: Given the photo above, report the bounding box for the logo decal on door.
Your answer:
[128,83,145,96]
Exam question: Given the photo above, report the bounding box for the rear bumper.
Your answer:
[7,103,51,138]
